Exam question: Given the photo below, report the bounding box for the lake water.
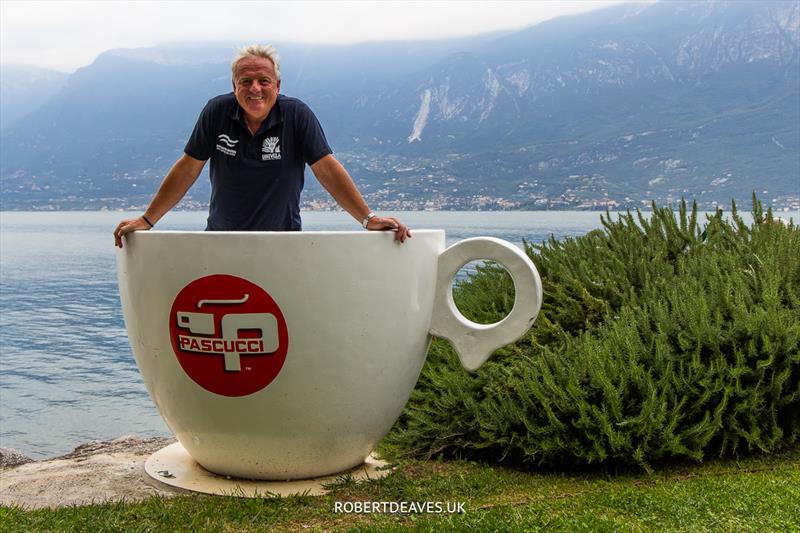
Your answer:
[0,210,610,458]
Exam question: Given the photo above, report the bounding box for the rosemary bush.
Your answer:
[387,198,799,469]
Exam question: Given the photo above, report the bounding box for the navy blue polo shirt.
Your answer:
[184,94,332,231]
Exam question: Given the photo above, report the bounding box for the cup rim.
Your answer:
[129,229,446,236]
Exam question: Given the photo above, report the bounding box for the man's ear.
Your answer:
[277,80,281,93]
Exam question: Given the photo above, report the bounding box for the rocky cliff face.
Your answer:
[378,1,798,146]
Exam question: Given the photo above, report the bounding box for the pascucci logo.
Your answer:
[175,294,277,372]
[169,274,288,397]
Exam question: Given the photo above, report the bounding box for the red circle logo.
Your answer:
[168,274,288,397]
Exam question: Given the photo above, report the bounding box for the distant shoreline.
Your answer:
[2,205,799,214]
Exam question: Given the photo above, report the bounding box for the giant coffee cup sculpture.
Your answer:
[118,231,542,485]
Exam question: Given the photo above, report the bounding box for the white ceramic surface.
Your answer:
[117,230,542,480]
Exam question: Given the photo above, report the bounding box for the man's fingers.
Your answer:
[114,222,125,247]
[114,222,131,248]
[363,215,411,243]
[114,218,150,248]
[392,220,411,243]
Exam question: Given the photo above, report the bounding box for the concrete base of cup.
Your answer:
[144,442,390,497]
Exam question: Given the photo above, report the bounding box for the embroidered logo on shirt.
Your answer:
[216,134,238,156]
[262,137,281,161]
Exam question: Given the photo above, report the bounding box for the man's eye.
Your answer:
[259,79,272,86]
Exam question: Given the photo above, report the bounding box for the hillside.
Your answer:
[1,1,797,211]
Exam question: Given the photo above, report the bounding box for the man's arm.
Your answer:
[310,154,411,242]
[114,154,207,247]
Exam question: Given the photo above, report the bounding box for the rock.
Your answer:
[0,435,180,509]
[55,435,175,460]
[0,448,34,468]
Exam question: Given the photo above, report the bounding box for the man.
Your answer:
[114,44,410,246]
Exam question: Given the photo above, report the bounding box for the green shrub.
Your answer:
[387,197,800,469]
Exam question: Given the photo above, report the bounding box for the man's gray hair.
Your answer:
[231,44,281,81]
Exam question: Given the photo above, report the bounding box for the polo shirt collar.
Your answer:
[231,94,284,135]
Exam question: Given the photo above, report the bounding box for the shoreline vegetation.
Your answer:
[388,196,799,470]
[2,196,798,530]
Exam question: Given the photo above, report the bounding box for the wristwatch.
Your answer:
[362,212,376,229]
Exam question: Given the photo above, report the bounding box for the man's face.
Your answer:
[233,56,281,125]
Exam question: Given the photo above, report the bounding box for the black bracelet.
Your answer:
[142,215,154,228]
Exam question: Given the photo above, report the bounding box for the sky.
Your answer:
[1,0,625,73]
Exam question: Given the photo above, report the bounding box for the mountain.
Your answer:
[340,1,799,209]
[1,1,798,211]
[0,65,69,129]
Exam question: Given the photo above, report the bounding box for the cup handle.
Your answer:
[429,237,543,372]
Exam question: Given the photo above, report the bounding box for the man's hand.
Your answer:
[366,215,412,243]
[112,154,206,248]
[114,216,152,248]
[311,155,412,243]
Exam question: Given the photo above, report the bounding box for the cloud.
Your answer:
[1,0,625,72]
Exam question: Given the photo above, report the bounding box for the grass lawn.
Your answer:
[2,444,798,532]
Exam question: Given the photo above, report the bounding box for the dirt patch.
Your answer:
[0,435,183,510]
